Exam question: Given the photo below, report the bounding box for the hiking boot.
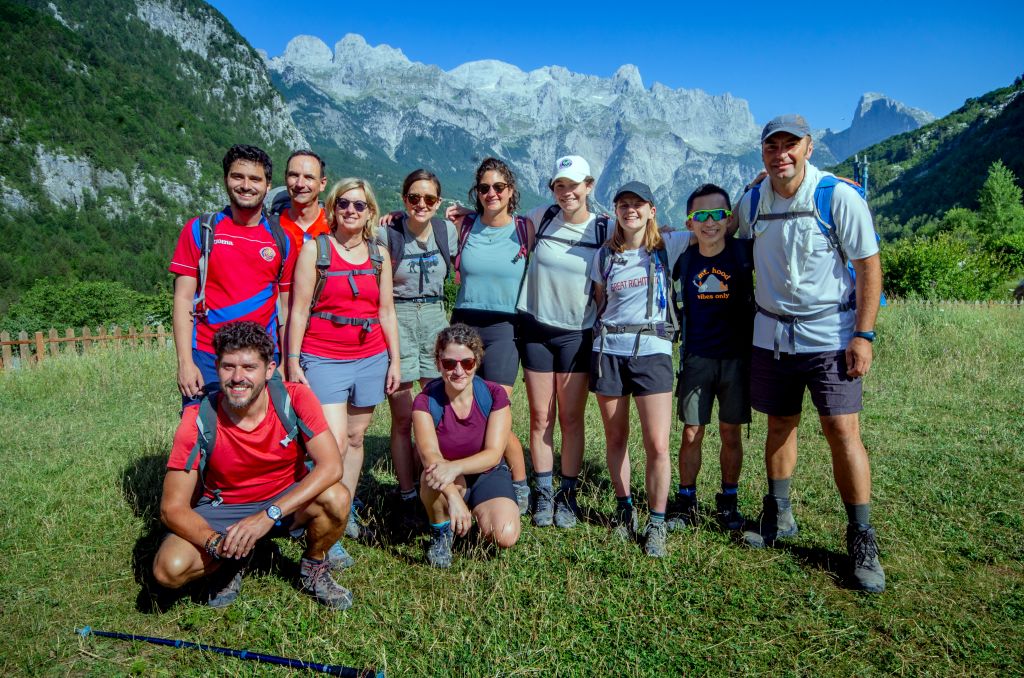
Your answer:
[742,495,799,548]
[611,504,638,542]
[532,486,554,527]
[552,489,579,529]
[643,521,668,558]
[714,492,745,531]
[514,483,531,516]
[299,557,353,610]
[396,496,425,534]
[207,558,246,608]
[666,495,699,532]
[426,527,454,568]
[847,524,886,593]
[327,540,355,572]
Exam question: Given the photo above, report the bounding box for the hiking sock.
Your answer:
[513,478,530,493]
[677,484,697,500]
[534,471,553,492]
[767,477,792,504]
[721,482,738,496]
[845,503,871,527]
[559,475,579,493]
[400,488,418,502]
[430,521,452,536]
[649,511,666,525]
[616,495,633,510]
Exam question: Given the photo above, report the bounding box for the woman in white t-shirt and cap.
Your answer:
[516,155,611,529]
[589,181,687,558]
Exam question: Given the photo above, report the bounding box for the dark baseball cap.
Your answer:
[613,181,655,204]
[761,114,811,142]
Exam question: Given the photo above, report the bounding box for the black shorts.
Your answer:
[750,347,862,417]
[190,483,305,538]
[463,463,516,508]
[450,308,520,386]
[590,352,674,397]
[519,313,591,374]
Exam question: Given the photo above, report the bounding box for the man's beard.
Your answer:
[223,378,265,411]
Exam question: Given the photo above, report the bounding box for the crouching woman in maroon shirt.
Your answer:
[411,324,521,567]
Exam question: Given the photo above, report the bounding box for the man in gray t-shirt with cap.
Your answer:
[735,114,885,593]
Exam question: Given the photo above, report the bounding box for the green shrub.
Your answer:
[0,278,171,334]
[882,232,1008,300]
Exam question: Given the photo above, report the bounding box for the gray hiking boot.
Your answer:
[327,540,355,572]
[666,496,699,532]
[742,495,799,548]
[426,527,454,568]
[299,557,353,610]
[532,486,554,527]
[514,482,531,516]
[643,521,668,558]
[552,489,579,529]
[611,503,638,542]
[847,524,886,593]
[207,558,246,608]
[715,492,745,531]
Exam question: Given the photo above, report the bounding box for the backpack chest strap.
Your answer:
[309,312,380,334]
[756,300,856,359]
[321,267,380,296]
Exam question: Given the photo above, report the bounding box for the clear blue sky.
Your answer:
[209,0,1023,131]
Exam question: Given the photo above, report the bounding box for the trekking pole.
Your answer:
[76,627,383,677]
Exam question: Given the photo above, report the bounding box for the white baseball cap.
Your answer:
[551,155,591,183]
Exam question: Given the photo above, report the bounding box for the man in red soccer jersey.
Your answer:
[170,145,297,408]
[277,149,331,246]
[152,321,353,609]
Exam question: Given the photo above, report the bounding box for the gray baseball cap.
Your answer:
[761,114,811,142]
[613,181,655,204]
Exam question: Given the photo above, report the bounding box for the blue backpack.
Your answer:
[424,375,493,427]
[748,176,886,306]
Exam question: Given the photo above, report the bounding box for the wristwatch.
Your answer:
[265,504,283,525]
[853,330,876,342]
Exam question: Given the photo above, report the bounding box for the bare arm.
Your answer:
[159,468,214,549]
[172,275,202,398]
[846,253,882,378]
[377,249,401,394]
[286,240,319,383]
[419,405,512,491]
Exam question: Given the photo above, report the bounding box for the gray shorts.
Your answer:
[301,350,389,407]
[676,353,752,425]
[750,347,862,417]
[192,483,305,538]
[395,300,447,382]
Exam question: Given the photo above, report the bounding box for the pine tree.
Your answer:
[977,160,1024,237]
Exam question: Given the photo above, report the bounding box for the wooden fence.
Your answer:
[0,325,172,370]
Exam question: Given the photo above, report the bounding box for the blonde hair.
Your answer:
[609,199,663,253]
[325,178,379,242]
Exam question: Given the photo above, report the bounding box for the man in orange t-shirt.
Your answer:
[277,149,330,247]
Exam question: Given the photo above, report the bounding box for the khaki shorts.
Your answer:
[395,300,447,382]
[676,353,752,425]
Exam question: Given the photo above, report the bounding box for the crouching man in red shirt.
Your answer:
[153,321,353,609]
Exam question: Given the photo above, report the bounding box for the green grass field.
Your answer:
[2,303,1023,676]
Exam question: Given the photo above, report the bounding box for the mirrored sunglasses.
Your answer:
[687,209,732,223]
[335,198,368,212]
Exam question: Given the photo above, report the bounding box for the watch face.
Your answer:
[267,505,283,520]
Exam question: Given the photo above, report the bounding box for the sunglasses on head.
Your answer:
[440,357,477,371]
[335,198,368,213]
[476,182,509,195]
[687,209,732,223]
[405,193,439,207]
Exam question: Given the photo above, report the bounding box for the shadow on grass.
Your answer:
[776,542,850,589]
[120,451,178,613]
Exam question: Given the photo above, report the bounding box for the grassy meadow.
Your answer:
[1,302,1022,676]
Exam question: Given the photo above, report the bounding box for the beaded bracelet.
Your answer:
[204,532,223,559]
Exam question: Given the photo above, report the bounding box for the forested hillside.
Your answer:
[0,0,304,313]
[832,78,1024,238]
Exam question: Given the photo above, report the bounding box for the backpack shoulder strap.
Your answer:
[430,217,452,279]
[594,214,610,247]
[532,205,562,250]
[267,374,313,447]
[512,215,530,263]
[813,176,847,264]
[747,185,761,230]
[424,378,447,427]
[265,214,291,282]
[386,217,406,273]
[472,376,493,419]
[368,238,385,284]
[309,234,332,316]
[184,393,219,476]
[193,212,218,319]
[453,213,476,276]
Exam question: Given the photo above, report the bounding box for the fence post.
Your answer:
[113,326,123,348]
[97,326,107,349]
[65,327,76,354]
[34,332,45,364]
[1,331,10,370]
[156,324,167,349]
[128,326,138,348]
[82,326,93,351]
[48,328,60,357]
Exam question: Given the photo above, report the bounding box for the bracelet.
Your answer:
[287,353,301,359]
[204,532,223,559]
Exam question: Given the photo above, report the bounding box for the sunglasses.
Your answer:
[476,182,509,195]
[687,209,732,222]
[405,193,440,207]
[440,357,477,371]
[335,198,368,213]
